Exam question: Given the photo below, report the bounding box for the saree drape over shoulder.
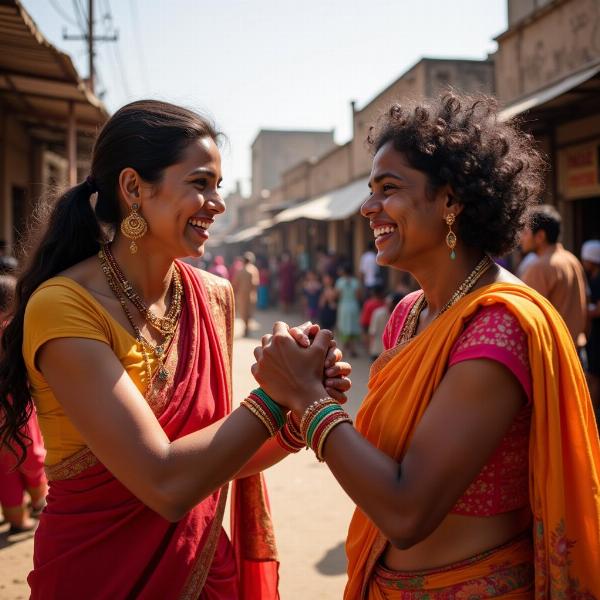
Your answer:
[345,283,600,599]
[26,264,279,599]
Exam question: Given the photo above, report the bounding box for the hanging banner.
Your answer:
[561,142,600,200]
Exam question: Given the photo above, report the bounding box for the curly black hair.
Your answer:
[367,92,546,257]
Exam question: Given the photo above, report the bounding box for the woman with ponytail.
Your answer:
[0,100,350,599]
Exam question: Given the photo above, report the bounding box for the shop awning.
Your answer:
[499,63,600,121]
[274,176,369,224]
[0,0,108,130]
[225,219,274,243]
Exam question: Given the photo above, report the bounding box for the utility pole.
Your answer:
[63,0,118,94]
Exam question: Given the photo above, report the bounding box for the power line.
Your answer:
[71,0,87,32]
[63,0,118,94]
[104,0,133,98]
[128,0,151,92]
[49,0,79,27]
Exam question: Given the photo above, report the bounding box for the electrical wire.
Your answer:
[49,0,80,27]
[128,0,151,92]
[104,0,133,98]
[71,0,88,34]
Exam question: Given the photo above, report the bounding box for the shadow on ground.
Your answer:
[314,540,347,576]
[0,521,36,550]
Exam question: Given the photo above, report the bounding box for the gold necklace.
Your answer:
[98,248,182,385]
[102,245,182,335]
[396,255,493,346]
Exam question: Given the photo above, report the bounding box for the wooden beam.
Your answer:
[67,101,77,186]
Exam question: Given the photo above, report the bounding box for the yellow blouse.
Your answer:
[23,277,157,466]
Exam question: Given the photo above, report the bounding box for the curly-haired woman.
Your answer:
[252,93,600,598]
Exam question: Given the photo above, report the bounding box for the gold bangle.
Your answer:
[316,415,352,462]
[241,399,277,437]
[300,397,338,438]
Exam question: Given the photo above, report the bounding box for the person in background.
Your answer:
[516,249,537,278]
[0,274,47,534]
[208,255,229,280]
[0,240,18,275]
[232,251,259,337]
[229,255,243,282]
[301,270,322,322]
[520,204,587,348]
[318,273,338,331]
[256,256,270,310]
[360,241,380,294]
[296,244,309,274]
[368,292,404,361]
[315,245,330,279]
[582,239,600,419]
[335,263,361,357]
[360,285,386,354]
[278,251,296,313]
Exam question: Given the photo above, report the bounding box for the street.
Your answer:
[0,306,370,600]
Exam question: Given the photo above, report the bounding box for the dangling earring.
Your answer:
[445,213,457,260]
[120,203,148,254]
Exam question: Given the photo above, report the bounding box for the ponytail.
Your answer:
[0,181,104,460]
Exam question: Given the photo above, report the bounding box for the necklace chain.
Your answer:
[98,245,183,386]
[396,255,493,347]
[102,244,182,335]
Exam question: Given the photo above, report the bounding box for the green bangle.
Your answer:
[306,405,343,446]
[252,388,286,428]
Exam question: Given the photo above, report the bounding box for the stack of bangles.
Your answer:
[300,397,352,462]
[241,388,286,437]
[242,390,352,462]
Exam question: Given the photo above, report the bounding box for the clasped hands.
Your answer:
[251,321,352,415]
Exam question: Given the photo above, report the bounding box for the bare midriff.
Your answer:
[382,507,532,571]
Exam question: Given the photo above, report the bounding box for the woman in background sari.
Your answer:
[252,93,600,598]
[0,101,350,599]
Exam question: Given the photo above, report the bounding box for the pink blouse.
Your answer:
[382,293,532,516]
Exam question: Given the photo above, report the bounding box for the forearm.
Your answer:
[155,406,270,519]
[320,423,424,547]
[235,437,289,479]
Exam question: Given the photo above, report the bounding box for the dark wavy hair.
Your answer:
[0,100,219,462]
[367,92,546,257]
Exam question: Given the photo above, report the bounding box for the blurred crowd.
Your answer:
[187,215,600,422]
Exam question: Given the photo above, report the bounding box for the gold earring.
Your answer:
[120,203,148,254]
[445,213,457,260]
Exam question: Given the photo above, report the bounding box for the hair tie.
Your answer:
[85,175,97,192]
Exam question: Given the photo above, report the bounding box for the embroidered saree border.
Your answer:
[179,270,235,598]
[180,485,229,600]
[44,445,98,481]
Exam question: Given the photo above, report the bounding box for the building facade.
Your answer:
[497,0,600,250]
[0,0,108,254]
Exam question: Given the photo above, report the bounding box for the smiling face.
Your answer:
[361,141,450,270]
[132,136,224,259]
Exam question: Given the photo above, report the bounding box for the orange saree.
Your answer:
[345,283,600,599]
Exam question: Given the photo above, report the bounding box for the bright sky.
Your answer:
[24,0,507,196]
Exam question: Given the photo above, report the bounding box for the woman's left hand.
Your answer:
[271,321,352,403]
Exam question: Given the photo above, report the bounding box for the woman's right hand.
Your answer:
[251,321,331,414]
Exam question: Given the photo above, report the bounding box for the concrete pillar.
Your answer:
[327,220,337,252]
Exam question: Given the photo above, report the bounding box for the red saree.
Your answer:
[28,263,279,599]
